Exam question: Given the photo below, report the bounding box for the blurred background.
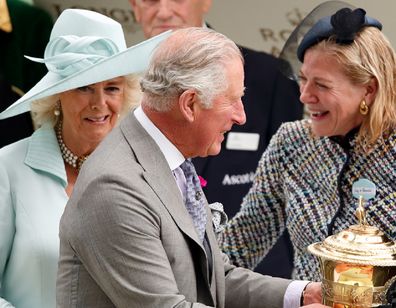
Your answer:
[27,0,396,55]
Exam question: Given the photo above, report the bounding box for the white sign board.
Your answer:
[33,0,396,56]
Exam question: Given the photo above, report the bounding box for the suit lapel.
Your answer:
[120,113,204,246]
[120,113,217,303]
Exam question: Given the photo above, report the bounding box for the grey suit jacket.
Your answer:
[56,112,291,308]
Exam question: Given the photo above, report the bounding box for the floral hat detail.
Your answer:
[0,8,170,119]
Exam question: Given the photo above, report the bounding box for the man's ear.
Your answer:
[130,0,141,22]
[179,89,199,122]
[365,77,378,106]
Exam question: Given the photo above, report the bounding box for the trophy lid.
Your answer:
[308,224,396,266]
[308,197,396,266]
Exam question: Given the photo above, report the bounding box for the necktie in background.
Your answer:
[179,159,207,242]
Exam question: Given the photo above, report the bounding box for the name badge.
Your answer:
[225,132,260,151]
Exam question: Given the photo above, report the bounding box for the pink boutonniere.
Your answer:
[198,175,207,188]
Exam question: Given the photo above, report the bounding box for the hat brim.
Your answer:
[0,30,171,119]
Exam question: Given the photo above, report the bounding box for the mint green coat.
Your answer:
[0,125,68,308]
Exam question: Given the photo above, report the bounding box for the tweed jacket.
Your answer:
[56,112,291,308]
[220,119,396,281]
[0,125,68,308]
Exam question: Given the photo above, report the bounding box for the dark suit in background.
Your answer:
[0,0,52,147]
[193,46,303,278]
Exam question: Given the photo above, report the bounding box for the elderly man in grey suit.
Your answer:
[56,27,326,308]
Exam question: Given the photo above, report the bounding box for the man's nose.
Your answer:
[233,100,246,125]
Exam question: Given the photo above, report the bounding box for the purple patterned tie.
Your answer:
[179,159,207,242]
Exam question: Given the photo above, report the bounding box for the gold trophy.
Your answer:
[308,196,396,307]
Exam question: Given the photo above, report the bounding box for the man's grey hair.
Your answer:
[140,27,243,112]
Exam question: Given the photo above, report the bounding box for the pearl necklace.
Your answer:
[56,122,88,171]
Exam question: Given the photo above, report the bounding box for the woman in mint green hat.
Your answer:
[0,8,169,308]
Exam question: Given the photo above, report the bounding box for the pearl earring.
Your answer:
[54,100,61,116]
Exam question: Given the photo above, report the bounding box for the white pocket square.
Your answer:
[209,202,228,234]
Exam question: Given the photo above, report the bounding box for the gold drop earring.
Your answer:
[359,100,369,115]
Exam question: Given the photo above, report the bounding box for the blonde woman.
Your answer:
[220,7,396,284]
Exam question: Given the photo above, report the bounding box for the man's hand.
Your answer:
[302,282,322,305]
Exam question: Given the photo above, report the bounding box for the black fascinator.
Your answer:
[278,1,382,82]
[297,6,382,62]
[330,8,366,44]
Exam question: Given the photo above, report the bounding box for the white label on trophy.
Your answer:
[352,178,376,200]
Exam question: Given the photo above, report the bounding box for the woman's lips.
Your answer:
[85,115,109,123]
[311,111,329,119]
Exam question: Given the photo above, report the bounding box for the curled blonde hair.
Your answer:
[311,27,396,151]
[31,74,141,128]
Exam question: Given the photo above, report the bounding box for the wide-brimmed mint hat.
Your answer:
[0,8,170,119]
